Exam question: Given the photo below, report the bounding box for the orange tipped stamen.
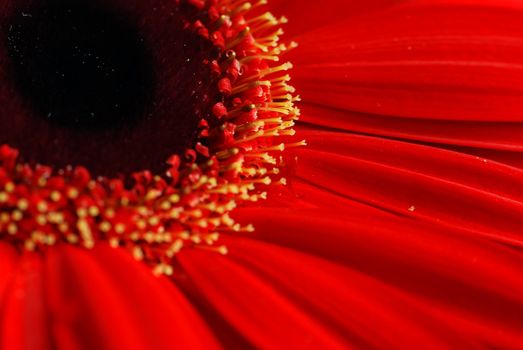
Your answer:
[0,0,301,277]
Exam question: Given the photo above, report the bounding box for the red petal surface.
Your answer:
[290,129,523,247]
[44,245,221,350]
[0,244,220,350]
[178,248,348,349]
[288,0,523,164]
[265,0,399,37]
[0,245,51,350]
[232,207,523,348]
[221,237,479,349]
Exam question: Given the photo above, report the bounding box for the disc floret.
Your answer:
[0,0,301,276]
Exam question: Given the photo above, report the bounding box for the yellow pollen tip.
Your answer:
[5,182,15,193]
[17,199,29,211]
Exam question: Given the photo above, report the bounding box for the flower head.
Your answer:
[1,0,523,349]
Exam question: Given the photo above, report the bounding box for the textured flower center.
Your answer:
[2,0,217,176]
[0,0,301,276]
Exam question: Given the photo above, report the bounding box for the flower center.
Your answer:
[1,0,217,177]
[0,0,302,276]
[6,0,153,129]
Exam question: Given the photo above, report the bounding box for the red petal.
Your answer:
[0,246,52,350]
[221,237,484,348]
[292,1,523,121]
[177,249,348,349]
[0,244,18,308]
[291,129,523,247]
[265,0,398,38]
[43,245,220,350]
[289,0,523,162]
[232,207,523,348]
[301,104,523,167]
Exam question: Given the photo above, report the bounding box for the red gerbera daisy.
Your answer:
[1,0,523,349]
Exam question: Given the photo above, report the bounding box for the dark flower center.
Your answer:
[0,0,217,177]
[6,0,153,129]
[0,0,301,273]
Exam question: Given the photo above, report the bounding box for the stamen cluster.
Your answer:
[0,0,301,275]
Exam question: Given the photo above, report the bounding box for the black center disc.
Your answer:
[0,0,218,177]
[6,0,153,129]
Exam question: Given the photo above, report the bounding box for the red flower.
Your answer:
[1,0,523,349]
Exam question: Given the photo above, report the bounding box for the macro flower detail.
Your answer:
[0,0,300,275]
[1,0,523,349]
